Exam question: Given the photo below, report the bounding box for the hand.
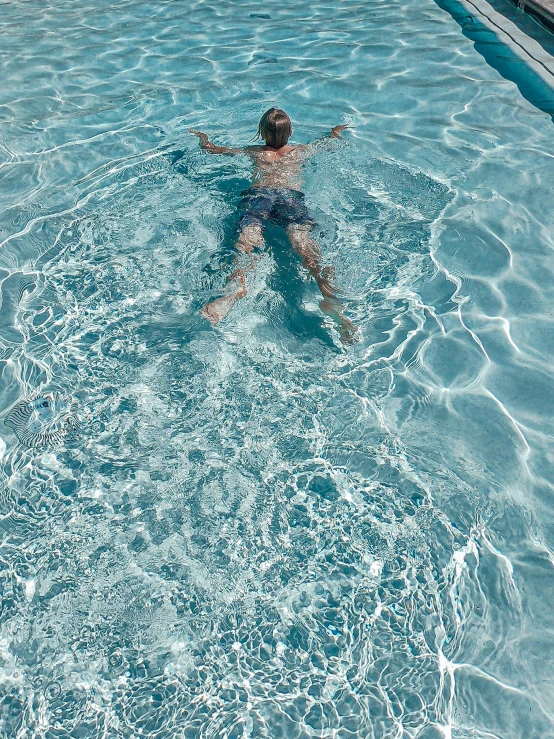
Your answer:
[330,124,349,138]
[189,128,209,143]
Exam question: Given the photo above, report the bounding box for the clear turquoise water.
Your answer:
[2,1,554,737]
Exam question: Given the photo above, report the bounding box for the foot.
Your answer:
[319,299,359,345]
[201,287,246,324]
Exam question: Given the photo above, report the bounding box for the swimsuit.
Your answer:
[238,187,314,232]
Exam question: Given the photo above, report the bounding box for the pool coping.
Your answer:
[517,0,554,32]
[456,0,554,89]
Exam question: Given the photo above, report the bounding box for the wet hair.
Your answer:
[257,108,292,149]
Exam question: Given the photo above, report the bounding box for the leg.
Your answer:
[201,225,264,324]
[287,224,358,344]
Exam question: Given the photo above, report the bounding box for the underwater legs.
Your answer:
[201,225,264,323]
[286,224,358,344]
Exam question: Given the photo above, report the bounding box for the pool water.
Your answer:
[2,0,554,737]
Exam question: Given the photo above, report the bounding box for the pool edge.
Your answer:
[457,0,554,89]
[518,0,554,32]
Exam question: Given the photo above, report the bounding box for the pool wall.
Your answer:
[454,0,554,87]
[515,0,554,32]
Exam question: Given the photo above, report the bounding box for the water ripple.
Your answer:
[1,0,554,736]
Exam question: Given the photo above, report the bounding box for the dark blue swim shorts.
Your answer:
[238,187,314,232]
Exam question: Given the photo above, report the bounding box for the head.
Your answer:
[257,108,292,149]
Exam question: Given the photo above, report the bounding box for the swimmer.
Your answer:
[190,108,358,344]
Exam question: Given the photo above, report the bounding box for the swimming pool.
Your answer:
[2,0,554,736]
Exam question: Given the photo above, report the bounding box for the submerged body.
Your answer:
[239,145,314,233]
[190,109,357,344]
[250,143,305,189]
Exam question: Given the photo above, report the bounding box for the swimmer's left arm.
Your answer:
[305,125,350,154]
[189,129,241,155]
[328,124,349,138]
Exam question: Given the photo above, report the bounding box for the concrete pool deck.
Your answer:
[457,0,554,89]
[517,0,554,30]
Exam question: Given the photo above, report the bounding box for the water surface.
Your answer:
[1,1,554,737]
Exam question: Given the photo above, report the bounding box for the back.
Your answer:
[247,144,310,190]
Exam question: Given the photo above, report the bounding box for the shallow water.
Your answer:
[1,1,554,737]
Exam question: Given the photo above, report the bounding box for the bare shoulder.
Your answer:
[244,145,268,157]
[246,144,309,162]
[290,143,316,158]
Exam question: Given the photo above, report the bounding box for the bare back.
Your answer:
[247,144,310,190]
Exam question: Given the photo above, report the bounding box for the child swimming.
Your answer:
[190,108,358,344]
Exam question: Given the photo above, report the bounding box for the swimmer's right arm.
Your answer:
[189,129,241,156]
